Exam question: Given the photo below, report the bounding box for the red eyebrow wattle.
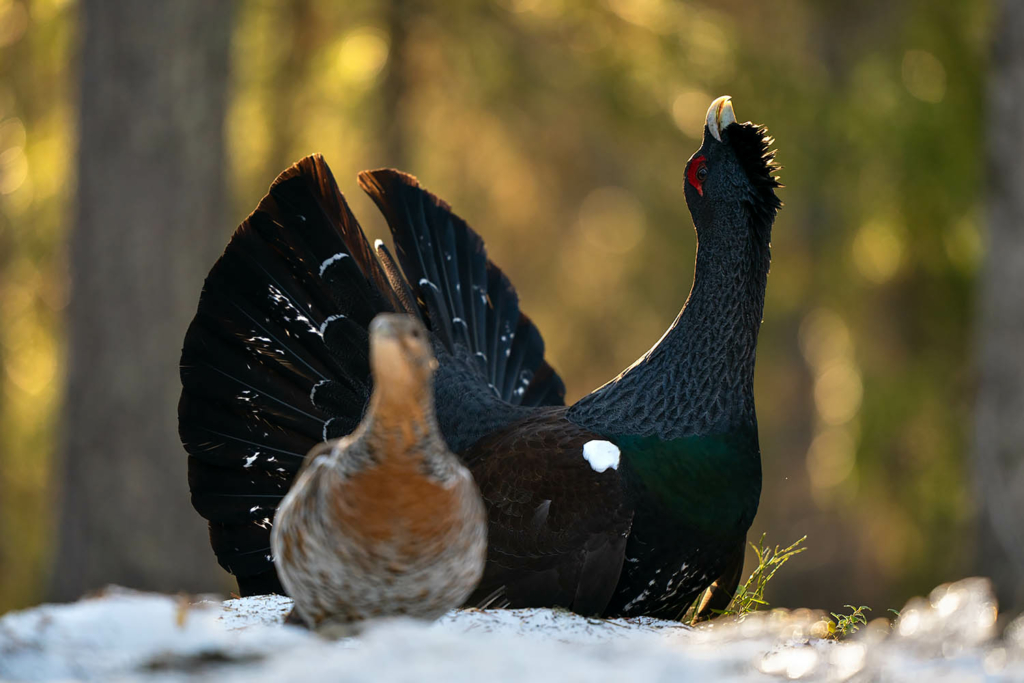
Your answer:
[686,155,707,196]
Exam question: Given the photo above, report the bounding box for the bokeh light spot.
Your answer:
[4,322,58,396]
[0,116,27,151]
[799,309,852,372]
[806,427,857,490]
[902,50,946,103]
[0,0,29,47]
[578,186,646,254]
[852,220,903,284]
[335,28,389,86]
[814,360,863,425]
[682,13,734,82]
[606,0,673,33]
[671,90,711,139]
[0,145,29,194]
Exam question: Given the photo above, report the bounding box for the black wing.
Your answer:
[462,408,633,615]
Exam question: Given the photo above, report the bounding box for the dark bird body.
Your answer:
[271,314,486,634]
[180,96,781,619]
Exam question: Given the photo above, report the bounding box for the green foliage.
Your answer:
[690,540,882,643]
[726,534,808,616]
[688,534,806,623]
[827,605,871,640]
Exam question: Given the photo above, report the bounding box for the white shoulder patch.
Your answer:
[582,440,620,473]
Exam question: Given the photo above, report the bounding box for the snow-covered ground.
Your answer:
[1,578,1022,682]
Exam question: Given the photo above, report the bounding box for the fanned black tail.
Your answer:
[359,169,565,450]
[179,155,563,594]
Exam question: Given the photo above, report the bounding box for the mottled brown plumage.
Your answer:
[270,314,487,636]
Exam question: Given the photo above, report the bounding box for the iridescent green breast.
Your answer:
[615,428,762,539]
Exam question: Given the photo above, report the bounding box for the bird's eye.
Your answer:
[686,155,709,196]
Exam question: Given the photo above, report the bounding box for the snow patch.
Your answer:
[582,440,620,472]
[0,579,1021,682]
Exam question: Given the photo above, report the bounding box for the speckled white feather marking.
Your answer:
[582,440,620,473]
[319,314,345,337]
[319,252,349,277]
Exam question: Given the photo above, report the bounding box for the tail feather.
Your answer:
[188,456,296,523]
[180,394,312,468]
[485,262,517,396]
[181,155,564,594]
[374,239,421,318]
[269,156,401,316]
[503,316,543,399]
[208,521,283,595]
[181,155,388,587]
[358,169,565,408]
[524,364,566,406]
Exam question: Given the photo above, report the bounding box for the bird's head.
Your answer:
[368,313,438,395]
[682,96,781,255]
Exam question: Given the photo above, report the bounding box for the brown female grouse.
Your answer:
[271,313,487,634]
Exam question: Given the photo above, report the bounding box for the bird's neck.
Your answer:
[369,374,433,427]
[361,378,460,483]
[568,228,769,440]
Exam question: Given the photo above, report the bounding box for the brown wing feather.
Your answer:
[462,408,633,616]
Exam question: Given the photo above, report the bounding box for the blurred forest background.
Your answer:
[2,0,1022,618]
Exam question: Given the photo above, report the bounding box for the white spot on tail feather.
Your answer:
[319,314,346,337]
[319,252,349,277]
[622,589,649,612]
[582,440,620,473]
[310,378,329,403]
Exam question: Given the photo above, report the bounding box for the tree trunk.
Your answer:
[266,0,317,175]
[380,0,411,169]
[975,0,1024,615]
[51,0,234,600]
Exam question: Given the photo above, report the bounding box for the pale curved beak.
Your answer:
[705,95,737,142]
